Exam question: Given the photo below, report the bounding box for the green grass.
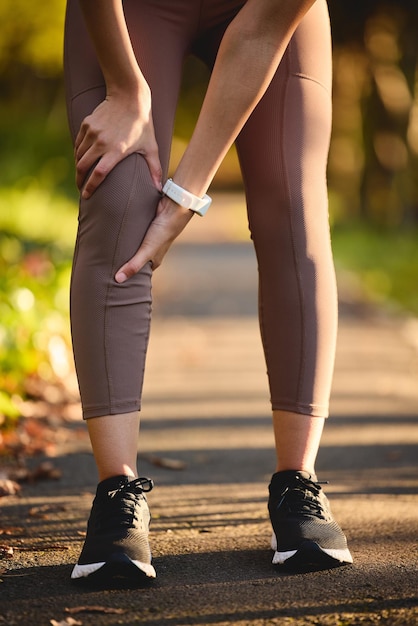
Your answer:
[332,224,418,315]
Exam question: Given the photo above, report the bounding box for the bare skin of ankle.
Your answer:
[87,411,140,482]
[86,409,324,483]
[272,410,325,476]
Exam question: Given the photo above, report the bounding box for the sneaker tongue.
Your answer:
[270,470,317,487]
[96,474,131,496]
[296,470,317,481]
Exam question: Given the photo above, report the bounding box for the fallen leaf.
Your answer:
[0,545,14,558]
[29,504,67,518]
[28,461,62,482]
[0,479,21,497]
[143,454,187,470]
[0,527,24,536]
[50,618,82,626]
[66,606,126,615]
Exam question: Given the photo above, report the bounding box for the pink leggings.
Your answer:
[64,0,336,420]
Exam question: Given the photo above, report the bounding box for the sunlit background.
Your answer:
[1,0,418,435]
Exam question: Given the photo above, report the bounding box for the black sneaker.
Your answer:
[71,475,156,584]
[268,470,353,570]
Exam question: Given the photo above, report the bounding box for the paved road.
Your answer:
[1,197,418,625]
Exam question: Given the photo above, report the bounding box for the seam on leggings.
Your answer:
[196,0,204,32]
[272,399,329,418]
[290,72,331,96]
[103,154,141,414]
[70,84,106,103]
[83,400,141,420]
[68,85,105,140]
[256,44,306,415]
[283,41,307,409]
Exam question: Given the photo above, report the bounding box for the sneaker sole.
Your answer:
[71,552,156,586]
[272,536,353,570]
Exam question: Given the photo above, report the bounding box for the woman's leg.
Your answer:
[64,0,190,481]
[235,0,335,474]
[236,1,352,568]
[64,0,200,583]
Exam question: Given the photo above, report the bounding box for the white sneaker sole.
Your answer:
[71,556,156,580]
[271,532,353,566]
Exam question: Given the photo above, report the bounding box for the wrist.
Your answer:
[162,179,212,217]
[106,73,150,101]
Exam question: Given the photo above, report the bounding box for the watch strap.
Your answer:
[162,179,211,216]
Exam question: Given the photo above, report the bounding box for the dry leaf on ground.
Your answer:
[143,453,187,470]
[50,618,82,626]
[66,606,125,615]
[0,545,14,558]
[0,479,21,497]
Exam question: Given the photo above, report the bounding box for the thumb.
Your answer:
[115,242,155,283]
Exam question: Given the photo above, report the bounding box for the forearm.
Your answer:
[78,0,148,96]
[173,0,317,195]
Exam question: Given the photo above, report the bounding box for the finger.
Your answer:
[75,132,94,163]
[75,146,99,190]
[115,243,156,283]
[80,153,120,198]
[74,122,87,154]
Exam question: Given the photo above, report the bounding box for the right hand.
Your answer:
[115,195,195,282]
[74,89,162,198]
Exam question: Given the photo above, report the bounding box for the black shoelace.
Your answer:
[107,477,153,499]
[275,475,329,519]
[93,477,153,532]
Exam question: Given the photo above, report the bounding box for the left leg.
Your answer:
[236,0,335,472]
[236,0,352,569]
[272,411,324,475]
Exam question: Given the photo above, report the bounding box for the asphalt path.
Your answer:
[1,196,417,625]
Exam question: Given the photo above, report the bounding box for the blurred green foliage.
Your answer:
[0,0,64,79]
[0,1,418,430]
[0,184,76,431]
[332,224,418,313]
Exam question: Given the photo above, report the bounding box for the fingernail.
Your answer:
[115,271,127,283]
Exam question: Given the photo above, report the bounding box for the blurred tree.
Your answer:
[0,0,70,193]
[328,0,418,225]
[0,0,64,82]
[0,0,417,221]
[1,0,418,431]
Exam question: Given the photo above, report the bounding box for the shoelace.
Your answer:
[107,477,153,499]
[93,477,153,531]
[276,475,329,519]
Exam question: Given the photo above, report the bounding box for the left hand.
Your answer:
[74,90,162,199]
[115,197,194,282]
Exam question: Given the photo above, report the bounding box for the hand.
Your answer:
[74,90,162,198]
[115,197,194,282]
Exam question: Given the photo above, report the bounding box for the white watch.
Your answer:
[162,179,212,216]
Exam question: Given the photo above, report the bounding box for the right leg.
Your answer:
[64,0,195,582]
[64,0,189,469]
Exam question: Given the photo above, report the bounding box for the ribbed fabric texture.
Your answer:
[64,0,336,419]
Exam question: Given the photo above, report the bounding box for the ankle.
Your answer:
[275,464,315,475]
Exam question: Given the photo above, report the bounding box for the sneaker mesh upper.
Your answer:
[268,470,349,552]
[77,475,153,566]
